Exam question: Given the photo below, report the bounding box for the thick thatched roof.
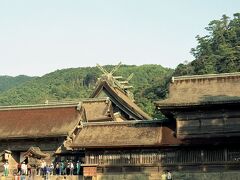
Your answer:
[0,98,114,140]
[82,98,113,122]
[23,147,49,158]
[71,121,181,148]
[0,104,81,139]
[91,80,151,120]
[156,72,240,108]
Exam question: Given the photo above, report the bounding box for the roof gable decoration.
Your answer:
[90,63,152,120]
[96,62,134,101]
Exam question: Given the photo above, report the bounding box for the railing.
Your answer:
[85,149,240,166]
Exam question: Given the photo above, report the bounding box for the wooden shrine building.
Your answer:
[155,72,240,179]
[2,64,240,179]
[0,64,152,177]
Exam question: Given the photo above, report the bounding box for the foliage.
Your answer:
[174,13,240,76]
[2,13,239,119]
[0,75,34,93]
[0,65,173,117]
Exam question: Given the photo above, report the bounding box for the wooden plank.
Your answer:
[83,167,97,176]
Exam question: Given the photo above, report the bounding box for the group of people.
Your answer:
[17,161,31,176]
[2,159,82,177]
[37,160,82,176]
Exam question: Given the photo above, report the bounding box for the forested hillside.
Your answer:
[0,65,173,117]
[175,13,240,76]
[1,13,240,118]
[0,75,34,93]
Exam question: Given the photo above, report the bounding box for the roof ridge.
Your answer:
[173,72,240,82]
[82,120,163,126]
[0,98,109,110]
[0,103,79,110]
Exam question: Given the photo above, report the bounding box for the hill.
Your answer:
[0,75,34,93]
[0,65,173,117]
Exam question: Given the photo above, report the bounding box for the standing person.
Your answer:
[27,163,31,176]
[45,165,50,180]
[21,162,27,175]
[40,160,45,176]
[167,170,172,180]
[55,162,59,175]
[17,163,21,175]
[64,161,68,175]
[60,161,65,175]
[76,161,81,175]
[66,162,70,175]
[50,163,54,175]
[70,161,74,175]
[3,161,9,176]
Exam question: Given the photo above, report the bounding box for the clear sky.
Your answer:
[0,0,239,76]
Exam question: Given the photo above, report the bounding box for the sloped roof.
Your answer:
[71,121,181,148]
[82,98,113,122]
[0,104,81,139]
[23,147,49,158]
[91,80,151,120]
[156,72,240,108]
[0,98,117,140]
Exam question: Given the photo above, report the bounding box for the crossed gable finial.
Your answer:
[96,62,134,100]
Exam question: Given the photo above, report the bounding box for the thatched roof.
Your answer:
[0,104,81,139]
[82,98,113,122]
[156,72,240,108]
[0,99,114,140]
[23,147,49,159]
[71,121,181,148]
[91,80,151,120]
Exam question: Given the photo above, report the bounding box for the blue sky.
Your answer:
[0,0,239,76]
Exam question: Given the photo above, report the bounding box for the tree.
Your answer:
[174,13,240,76]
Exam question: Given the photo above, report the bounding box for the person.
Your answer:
[66,162,70,175]
[17,163,21,175]
[50,163,54,175]
[3,161,9,176]
[167,170,172,180]
[41,160,46,176]
[161,171,167,180]
[70,161,74,175]
[45,165,50,180]
[60,161,65,175]
[27,163,31,176]
[76,161,81,175]
[55,162,60,175]
[21,162,27,175]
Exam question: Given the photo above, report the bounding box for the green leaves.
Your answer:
[0,65,172,118]
[175,12,240,76]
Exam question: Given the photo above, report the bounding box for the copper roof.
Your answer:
[156,72,240,107]
[91,81,151,120]
[0,104,81,139]
[71,121,181,148]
